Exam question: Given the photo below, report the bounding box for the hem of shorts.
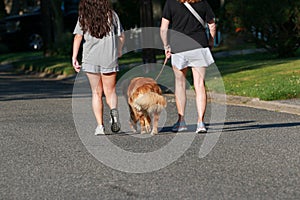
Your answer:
[81,68,119,74]
[174,63,214,70]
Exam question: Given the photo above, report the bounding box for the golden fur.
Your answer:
[127,77,167,135]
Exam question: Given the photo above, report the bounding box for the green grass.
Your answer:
[206,53,300,100]
[119,51,143,65]
[0,51,42,63]
[0,50,299,101]
[0,51,74,76]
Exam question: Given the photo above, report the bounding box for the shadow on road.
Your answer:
[110,121,300,135]
[0,73,75,101]
[218,121,300,132]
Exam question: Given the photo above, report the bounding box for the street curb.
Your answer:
[184,90,300,116]
[207,92,300,116]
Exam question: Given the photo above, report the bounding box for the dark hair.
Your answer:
[78,0,113,39]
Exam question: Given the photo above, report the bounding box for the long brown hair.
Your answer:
[78,0,113,39]
[178,0,201,3]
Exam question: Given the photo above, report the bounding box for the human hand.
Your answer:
[72,57,81,73]
[164,45,171,59]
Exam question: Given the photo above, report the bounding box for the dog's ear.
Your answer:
[155,85,162,94]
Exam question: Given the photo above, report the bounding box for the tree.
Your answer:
[140,0,156,63]
[112,0,140,30]
[0,0,7,19]
[113,0,157,63]
[222,0,300,57]
[10,0,20,15]
[41,0,64,56]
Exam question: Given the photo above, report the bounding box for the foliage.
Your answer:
[40,0,65,57]
[0,51,74,76]
[112,0,140,30]
[0,0,7,19]
[221,0,300,57]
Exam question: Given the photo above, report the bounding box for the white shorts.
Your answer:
[171,47,215,70]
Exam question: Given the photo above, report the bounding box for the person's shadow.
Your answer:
[158,120,300,134]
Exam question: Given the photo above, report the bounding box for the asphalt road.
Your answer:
[1,72,300,199]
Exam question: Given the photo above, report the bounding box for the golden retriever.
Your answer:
[127,77,167,135]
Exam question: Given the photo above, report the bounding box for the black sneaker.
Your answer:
[110,108,121,133]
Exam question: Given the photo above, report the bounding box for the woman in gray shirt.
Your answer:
[72,0,125,135]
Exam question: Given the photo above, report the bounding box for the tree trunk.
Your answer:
[41,0,52,56]
[0,0,7,19]
[10,0,20,15]
[41,0,64,57]
[140,0,156,64]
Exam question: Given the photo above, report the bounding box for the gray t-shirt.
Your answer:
[73,11,123,69]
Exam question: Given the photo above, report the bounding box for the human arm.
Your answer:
[207,20,216,49]
[72,34,83,73]
[118,32,125,58]
[160,17,171,59]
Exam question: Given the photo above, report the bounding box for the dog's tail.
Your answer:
[133,92,167,114]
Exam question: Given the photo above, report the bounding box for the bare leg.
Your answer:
[172,66,188,122]
[102,72,117,109]
[86,73,104,126]
[128,105,138,133]
[102,72,121,132]
[191,67,207,123]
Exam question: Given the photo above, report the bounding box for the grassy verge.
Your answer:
[0,50,299,101]
[0,51,74,76]
[206,53,300,100]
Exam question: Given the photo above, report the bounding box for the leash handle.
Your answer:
[155,57,169,81]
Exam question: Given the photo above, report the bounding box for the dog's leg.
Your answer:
[128,105,138,133]
[129,119,137,134]
[151,112,159,135]
[145,114,151,134]
[140,115,146,134]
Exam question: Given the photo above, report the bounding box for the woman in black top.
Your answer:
[160,0,216,133]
